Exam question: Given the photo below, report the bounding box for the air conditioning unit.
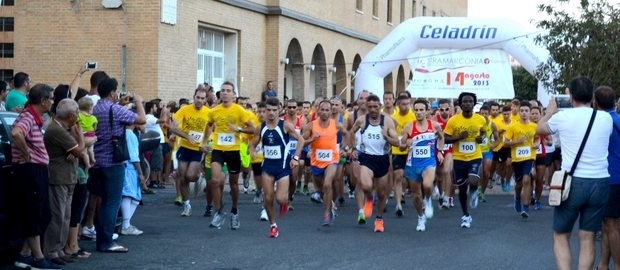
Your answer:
[102,0,123,9]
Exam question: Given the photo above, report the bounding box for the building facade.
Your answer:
[0,0,467,103]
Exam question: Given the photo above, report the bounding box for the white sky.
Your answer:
[468,0,572,30]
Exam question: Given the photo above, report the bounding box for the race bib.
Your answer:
[188,131,203,143]
[459,142,475,154]
[288,140,298,150]
[218,133,235,145]
[315,149,332,162]
[413,146,431,158]
[263,145,282,159]
[443,143,452,151]
[516,146,531,158]
[536,145,543,155]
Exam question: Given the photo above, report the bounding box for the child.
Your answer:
[121,124,145,235]
[77,97,97,169]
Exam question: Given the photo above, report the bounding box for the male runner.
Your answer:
[400,99,445,231]
[435,99,454,208]
[476,105,497,202]
[349,95,400,232]
[503,101,538,219]
[169,88,210,216]
[201,81,255,229]
[443,92,486,228]
[390,95,416,216]
[283,99,306,209]
[250,98,304,237]
[303,100,347,226]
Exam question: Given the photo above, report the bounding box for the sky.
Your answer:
[468,0,568,30]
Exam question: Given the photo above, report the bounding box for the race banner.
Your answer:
[406,49,514,99]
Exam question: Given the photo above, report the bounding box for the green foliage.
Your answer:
[512,66,538,101]
[535,0,620,94]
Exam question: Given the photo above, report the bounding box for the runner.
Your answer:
[491,106,513,191]
[530,106,551,210]
[168,88,210,217]
[250,97,304,238]
[201,81,255,229]
[283,99,306,210]
[476,105,497,202]
[296,101,313,195]
[344,90,371,203]
[303,99,347,226]
[443,92,486,228]
[390,95,416,216]
[434,99,454,208]
[348,94,400,232]
[400,99,445,231]
[329,96,348,206]
[503,101,538,219]
[249,102,267,220]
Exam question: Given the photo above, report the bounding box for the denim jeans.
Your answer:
[90,165,124,251]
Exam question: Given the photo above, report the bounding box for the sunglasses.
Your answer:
[439,108,450,112]
[288,106,297,109]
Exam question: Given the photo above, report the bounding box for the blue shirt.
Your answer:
[607,109,620,185]
[92,99,137,168]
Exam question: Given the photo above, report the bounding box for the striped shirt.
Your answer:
[92,99,137,168]
[11,108,49,165]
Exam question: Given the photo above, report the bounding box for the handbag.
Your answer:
[548,110,596,206]
[109,105,130,162]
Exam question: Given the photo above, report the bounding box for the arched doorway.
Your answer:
[384,73,393,94]
[284,38,304,101]
[351,54,362,101]
[332,50,347,101]
[396,65,406,92]
[309,44,327,100]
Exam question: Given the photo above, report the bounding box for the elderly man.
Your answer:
[43,99,85,266]
[11,84,62,269]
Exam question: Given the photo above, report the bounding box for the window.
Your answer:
[1,0,14,6]
[387,0,393,23]
[372,0,378,18]
[400,0,405,22]
[0,69,12,83]
[0,43,13,58]
[197,28,225,87]
[0,18,14,32]
[412,0,417,17]
[422,5,427,16]
[356,0,362,11]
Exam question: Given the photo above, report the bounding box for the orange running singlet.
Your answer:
[310,119,339,168]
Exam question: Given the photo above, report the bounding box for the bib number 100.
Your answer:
[459,142,475,154]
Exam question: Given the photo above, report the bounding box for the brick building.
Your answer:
[0,0,467,103]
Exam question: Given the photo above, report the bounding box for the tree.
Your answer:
[512,66,539,101]
[535,0,620,94]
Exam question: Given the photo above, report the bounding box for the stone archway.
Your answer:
[332,50,347,100]
[384,73,393,94]
[351,54,362,101]
[284,38,304,101]
[309,44,327,100]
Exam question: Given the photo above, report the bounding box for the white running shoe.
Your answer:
[431,186,440,200]
[424,198,434,219]
[416,215,427,232]
[120,225,144,236]
[461,215,472,228]
[260,209,268,221]
[181,204,192,217]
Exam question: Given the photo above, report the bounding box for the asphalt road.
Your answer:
[1,182,602,270]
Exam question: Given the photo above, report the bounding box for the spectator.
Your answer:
[593,86,620,270]
[43,99,85,266]
[0,80,8,111]
[536,76,612,270]
[86,71,109,104]
[261,81,277,101]
[144,101,168,189]
[89,78,145,253]
[120,124,145,236]
[11,84,61,269]
[5,72,32,112]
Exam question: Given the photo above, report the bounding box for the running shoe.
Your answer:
[357,212,366,225]
[424,198,434,219]
[449,197,455,207]
[14,254,34,269]
[203,205,212,217]
[29,258,62,270]
[338,197,345,207]
[322,214,332,226]
[395,204,404,217]
[253,191,263,203]
[174,195,183,206]
[441,197,450,209]
[243,173,250,191]
[470,189,480,209]
[487,179,493,189]
[280,203,289,217]
[81,225,96,240]
[269,225,279,238]
[534,200,542,210]
[514,199,522,213]
[260,209,268,221]
[363,197,373,218]
[374,218,384,232]
[416,215,427,232]
[230,213,240,230]
[460,215,472,228]
[478,190,487,203]
[120,225,144,236]
[348,190,355,199]
[330,201,338,221]
[432,185,440,200]
[389,190,395,198]
[521,210,529,219]
[295,181,302,194]
[310,192,323,204]
[181,204,192,217]
[302,186,310,196]
[210,212,226,229]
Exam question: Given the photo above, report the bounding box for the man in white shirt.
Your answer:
[144,101,169,188]
[536,76,612,270]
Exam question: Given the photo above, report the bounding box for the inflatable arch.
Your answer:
[354,17,551,102]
